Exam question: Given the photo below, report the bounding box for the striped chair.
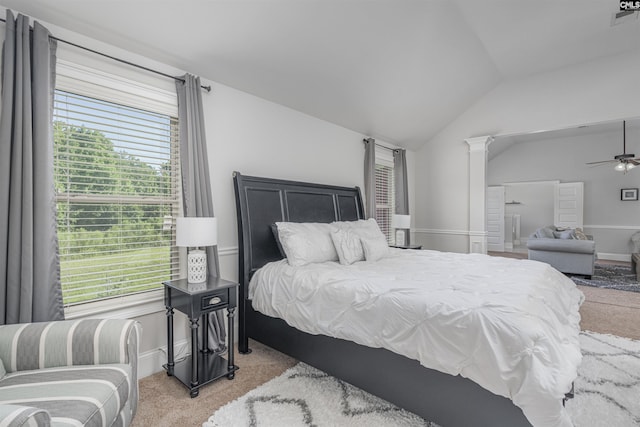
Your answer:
[0,319,139,427]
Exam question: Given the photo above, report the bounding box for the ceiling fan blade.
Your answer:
[586,160,617,165]
[630,159,640,166]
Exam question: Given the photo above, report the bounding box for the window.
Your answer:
[375,147,395,243]
[54,65,180,307]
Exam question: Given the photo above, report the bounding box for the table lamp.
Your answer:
[391,214,411,246]
[176,217,218,283]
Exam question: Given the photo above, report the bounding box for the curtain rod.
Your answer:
[362,138,400,153]
[0,16,212,92]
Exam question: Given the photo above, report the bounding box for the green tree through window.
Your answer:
[54,90,180,305]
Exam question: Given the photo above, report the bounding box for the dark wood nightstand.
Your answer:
[163,276,239,397]
[390,244,423,250]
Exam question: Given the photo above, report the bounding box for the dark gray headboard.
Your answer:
[233,171,364,289]
[233,172,364,350]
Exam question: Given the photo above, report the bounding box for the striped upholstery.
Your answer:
[0,404,51,426]
[0,319,138,427]
[0,365,131,427]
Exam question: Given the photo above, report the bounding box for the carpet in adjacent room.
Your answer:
[571,264,640,293]
[204,331,640,427]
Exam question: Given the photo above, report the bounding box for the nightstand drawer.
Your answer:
[201,290,229,311]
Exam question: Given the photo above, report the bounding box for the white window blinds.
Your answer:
[54,89,180,306]
[375,147,395,243]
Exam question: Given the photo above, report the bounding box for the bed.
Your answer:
[233,172,582,427]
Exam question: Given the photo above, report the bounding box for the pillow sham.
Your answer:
[275,222,338,266]
[360,236,389,261]
[330,228,364,265]
[332,218,388,261]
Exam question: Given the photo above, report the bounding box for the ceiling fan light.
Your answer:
[627,163,636,170]
[615,162,626,172]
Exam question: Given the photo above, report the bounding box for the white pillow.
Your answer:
[360,236,389,262]
[275,222,338,266]
[332,218,389,261]
[330,228,364,265]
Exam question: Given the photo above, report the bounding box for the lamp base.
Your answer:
[188,249,207,283]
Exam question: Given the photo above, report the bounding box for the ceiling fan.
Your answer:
[586,120,640,173]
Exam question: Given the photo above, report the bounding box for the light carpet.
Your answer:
[204,332,640,427]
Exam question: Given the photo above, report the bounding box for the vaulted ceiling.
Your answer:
[2,0,639,150]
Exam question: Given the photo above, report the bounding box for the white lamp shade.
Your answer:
[176,217,218,247]
[391,214,411,229]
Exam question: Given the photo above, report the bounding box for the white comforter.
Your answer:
[249,249,584,427]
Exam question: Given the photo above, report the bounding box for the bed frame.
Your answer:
[233,171,531,426]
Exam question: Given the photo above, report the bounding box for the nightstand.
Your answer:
[390,244,422,250]
[163,276,239,397]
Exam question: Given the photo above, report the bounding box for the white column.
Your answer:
[465,136,493,254]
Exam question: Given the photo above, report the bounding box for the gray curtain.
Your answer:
[393,148,410,244]
[0,11,63,325]
[363,138,376,219]
[176,73,226,351]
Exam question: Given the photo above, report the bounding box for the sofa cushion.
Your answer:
[0,358,5,380]
[527,238,595,254]
[0,363,131,427]
[0,403,51,427]
[533,226,556,239]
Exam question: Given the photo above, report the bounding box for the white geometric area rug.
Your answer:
[204,332,640,427]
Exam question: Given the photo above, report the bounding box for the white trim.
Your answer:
[65,246,239,320]
[466,136,493,152]
[138,338,189,378]
[466,136,493,254]
[56,59,178,117]
[502,180,560,186]
[584,225,640,230]
[374,142,400,164]
[218,246,239,257]
[414,228,471,236]
[597,253,632,262]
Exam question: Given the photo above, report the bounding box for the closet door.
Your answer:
[554,182,584,229]
[487,186,505,252]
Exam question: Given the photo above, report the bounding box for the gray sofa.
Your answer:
[0,318,138,427]
[527,225,596,278]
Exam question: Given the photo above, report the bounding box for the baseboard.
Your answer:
[597,253,632,262]
[138,338,189,379]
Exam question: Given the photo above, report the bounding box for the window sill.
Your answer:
[64,289,165,320]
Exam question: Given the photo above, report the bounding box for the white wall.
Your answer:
[414,50,640,253]
[0,7,416,377]
[503,182,557,241]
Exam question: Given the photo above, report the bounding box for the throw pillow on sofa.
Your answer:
[573,228,589,240]
[534,226,556,239]
[553,229,575,239]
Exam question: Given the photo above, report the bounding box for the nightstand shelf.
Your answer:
[163,276,239,397]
